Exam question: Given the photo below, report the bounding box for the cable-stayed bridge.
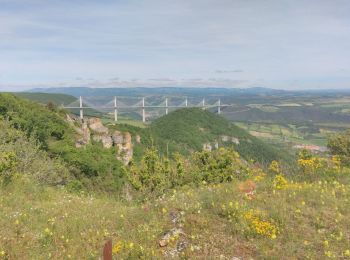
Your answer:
[62,96,235,122]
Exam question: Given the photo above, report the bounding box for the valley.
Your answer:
[1,91,350,259]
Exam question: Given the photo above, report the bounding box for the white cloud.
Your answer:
[0,0,350,89]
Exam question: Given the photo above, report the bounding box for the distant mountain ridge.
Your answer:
[28,86,288,97]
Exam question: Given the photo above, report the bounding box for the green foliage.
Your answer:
[192,148,249,183]
[127,147,251,196]
[328,130,350,165]
[0,151,17,185]
[128,147,170,193]
[13,92,77,106]
[0,93,70,149]
[0,120,70,185]
[149,108,293,164]
[0,94,126,193]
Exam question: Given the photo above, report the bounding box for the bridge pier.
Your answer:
[165,98,168,115]
[79,96,83,120]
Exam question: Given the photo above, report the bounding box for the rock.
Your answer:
[203,143,212,151]
[214,141,219,149]
[159,227,184,247]
[123,132,132,146]
[231,137,240,145]
[88,118,108,134]
[112,130,124,144]
[221,135,230,142]
[75,121,90,147]
[136,135,141,143]
[101,135,113,149]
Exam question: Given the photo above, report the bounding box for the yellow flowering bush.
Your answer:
[268,160,280,174]
[331,156,342,172]
[273,174,288,190]
[244,210,279,239]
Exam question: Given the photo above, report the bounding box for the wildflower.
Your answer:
[273,174,288,189]
[344,250,350,256]
[112,241,123,255]
[269,161,280,174]
[162,208,167,214]
[0,251,5,256]
[15,219,19,225]
[304,240,309,246]
[324,240,329,247]
[244,211,279,239]
[301,201,306,206]
[129,242,134,249]
[44,227,53,236]
[324,251,333,257]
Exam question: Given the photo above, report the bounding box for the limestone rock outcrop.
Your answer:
[113,131,133,165]
[87,118,108,134]
[68,115,134,164]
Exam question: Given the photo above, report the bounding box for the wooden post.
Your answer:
[142,97,146,123]
[114,97,118,122]
[103,239,112,260]
[165,97,168,115]
[79,96,83,120]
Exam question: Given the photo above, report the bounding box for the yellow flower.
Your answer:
[15,219,19,225]
[304,240,309,246]
[324,240,329,247]
[344,250,350,256]
[0,251,5,256]
[162,208,167,214]
[112,241,123,255]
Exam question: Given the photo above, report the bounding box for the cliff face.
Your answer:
[69,116,134,165]
[113,131,133,165]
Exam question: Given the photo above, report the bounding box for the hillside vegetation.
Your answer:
[0,93,125,193]
[14,92,77,106]
[149,108,293,164]
[1,121,350,258]
[1,93,350,259]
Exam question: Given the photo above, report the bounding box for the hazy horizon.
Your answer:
[1,0,350,91]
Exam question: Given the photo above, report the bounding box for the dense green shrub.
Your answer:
[0,120,70,185]
[328,130,350,165]
[127,147,251,195]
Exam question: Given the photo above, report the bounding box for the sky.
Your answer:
[0,0,350,91]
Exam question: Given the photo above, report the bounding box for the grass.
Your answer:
[1,171,350,259]
[235,121,331,148]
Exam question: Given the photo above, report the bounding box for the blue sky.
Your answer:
[0,0,350,90]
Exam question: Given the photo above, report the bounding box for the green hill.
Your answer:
[14,92,77,106]
[148,108,293,164]
[0,93,125,192]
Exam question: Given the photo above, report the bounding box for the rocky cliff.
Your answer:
[68,116,134,165]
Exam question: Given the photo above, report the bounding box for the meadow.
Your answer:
[1,92,350,259]
[1,159,350,259]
